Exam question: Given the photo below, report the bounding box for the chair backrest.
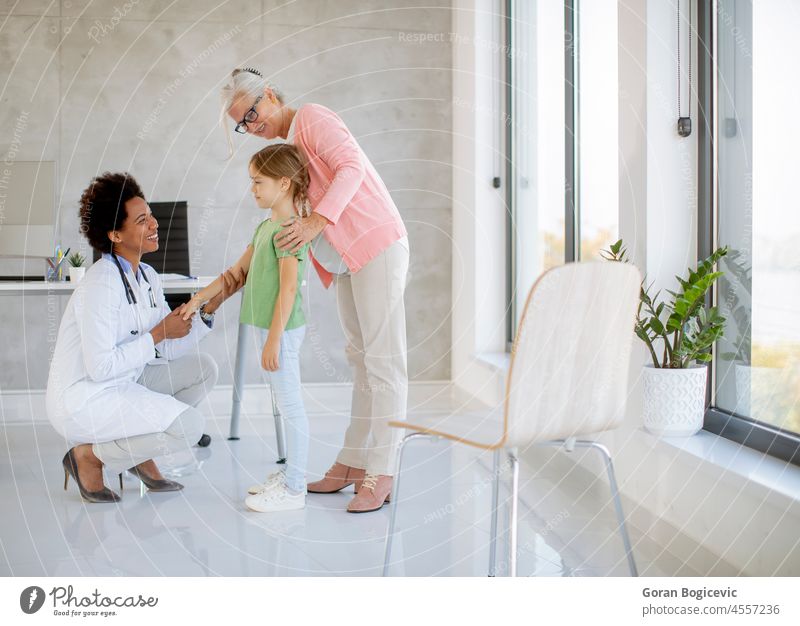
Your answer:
[504,261,641,448]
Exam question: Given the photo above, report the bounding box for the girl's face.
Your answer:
[249,164,289,210]
[109,196,159,259]
[228,88,283,139]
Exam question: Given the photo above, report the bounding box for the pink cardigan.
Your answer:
[291,103,407,288]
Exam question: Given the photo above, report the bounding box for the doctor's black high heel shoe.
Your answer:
[62,447,121,503]
[127,461,184,492]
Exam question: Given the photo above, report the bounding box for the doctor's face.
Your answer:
[110,196,159,259]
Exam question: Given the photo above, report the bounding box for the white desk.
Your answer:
[0,276,215,296]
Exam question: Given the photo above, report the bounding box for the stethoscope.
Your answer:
[111,253,156,308]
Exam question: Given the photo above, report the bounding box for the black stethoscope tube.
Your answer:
[112,253,155,307]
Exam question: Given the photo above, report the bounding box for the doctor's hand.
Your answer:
[150,308,192,344]
[261,336,280,372]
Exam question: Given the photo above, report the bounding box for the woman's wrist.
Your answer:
[201,294,222,314]
[198,305,215,322]
[309,211,329,231]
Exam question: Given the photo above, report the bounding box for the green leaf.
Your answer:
[672,299,689,317]
[649,316,666,335]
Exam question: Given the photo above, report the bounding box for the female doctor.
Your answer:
[46,172,239,503]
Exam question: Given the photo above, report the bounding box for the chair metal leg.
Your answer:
[271,385,287,464]
[488,448,501,576]
[382,432,432,577]
[228,322,248,440]
[508,451,519,577]
[563,440,638,577]
[586,442,638,577]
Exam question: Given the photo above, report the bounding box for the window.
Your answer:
[507,0,618,339]
[507,0,566,334]
[575,0,619,261]
[700,0,800,462]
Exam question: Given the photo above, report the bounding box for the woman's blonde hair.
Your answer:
[220,67,284,157]
[249,143,311,217]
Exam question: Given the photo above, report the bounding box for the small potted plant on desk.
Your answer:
[602,240,728,437]
[67,252,86,283]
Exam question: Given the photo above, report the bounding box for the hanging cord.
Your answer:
[677,0,693,136]
[687,0,692,118]
[677,0,693,117]
[678,0,681,117]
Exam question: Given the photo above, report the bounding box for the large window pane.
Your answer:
[510,0,617,337]
[577,0,619,260]
[511,0,565,330]
[715,0,800,434]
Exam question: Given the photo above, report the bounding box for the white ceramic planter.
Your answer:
[643,364,708,437]
[68,266,85,283]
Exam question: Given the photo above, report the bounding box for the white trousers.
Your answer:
[334,239,409,475]
[92,353,217,474]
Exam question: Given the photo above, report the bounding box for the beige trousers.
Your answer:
[335,239,409,475]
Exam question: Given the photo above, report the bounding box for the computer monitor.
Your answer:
[142,201,190,276]
[0,161,55,258]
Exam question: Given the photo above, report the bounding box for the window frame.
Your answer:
[505,0,578,347]
[697,0,800,466]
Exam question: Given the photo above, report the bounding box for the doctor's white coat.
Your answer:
[46,257,212,444]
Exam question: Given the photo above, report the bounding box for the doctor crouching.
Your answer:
[46,172,241,503]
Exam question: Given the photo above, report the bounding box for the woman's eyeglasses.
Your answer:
[234,95,262,134]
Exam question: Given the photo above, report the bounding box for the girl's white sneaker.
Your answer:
[247,470,285,495]
[245,482,306,512]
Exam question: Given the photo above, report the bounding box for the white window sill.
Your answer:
[473,351,510,372]
[651,428,800,503]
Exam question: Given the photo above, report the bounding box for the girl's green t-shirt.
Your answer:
[239,218,308,330]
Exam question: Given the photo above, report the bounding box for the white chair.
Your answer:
[382,261,642,577]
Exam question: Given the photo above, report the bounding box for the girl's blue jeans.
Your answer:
[257,325,309,493]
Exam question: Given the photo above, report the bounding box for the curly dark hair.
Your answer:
[78,172,146,253]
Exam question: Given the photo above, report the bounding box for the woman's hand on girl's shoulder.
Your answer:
[275,213,327,253]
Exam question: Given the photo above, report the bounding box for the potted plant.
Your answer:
[602,240,728,436]
[67,252,86,283]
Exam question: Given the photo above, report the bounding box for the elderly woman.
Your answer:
[46,172,238,502]
[222,68,409,513]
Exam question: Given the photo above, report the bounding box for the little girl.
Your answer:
[184,143,311,512]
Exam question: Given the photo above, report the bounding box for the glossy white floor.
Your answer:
[1,407,693,577]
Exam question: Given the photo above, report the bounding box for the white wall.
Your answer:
[0,0,454,391]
